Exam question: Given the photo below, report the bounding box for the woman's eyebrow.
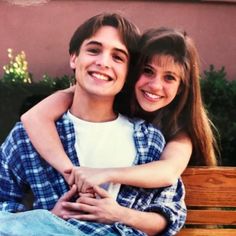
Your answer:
[145,64,155,70]
[166,71,181,77]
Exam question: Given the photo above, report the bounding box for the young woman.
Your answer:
[21,27,219,193]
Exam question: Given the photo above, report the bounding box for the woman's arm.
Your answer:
[21,86,75,180]
[109,132,192,187]
[21,87,191,189]
[69,133,192,191]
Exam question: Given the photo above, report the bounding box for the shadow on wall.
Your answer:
[3,0,50,6]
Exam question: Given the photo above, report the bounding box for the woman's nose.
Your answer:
[149,76,163,90]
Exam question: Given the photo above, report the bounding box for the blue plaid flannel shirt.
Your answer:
[0,114,186,235]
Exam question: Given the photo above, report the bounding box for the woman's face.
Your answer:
[135,54,183,112]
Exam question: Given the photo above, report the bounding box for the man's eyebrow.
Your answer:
[85,41,101,47]
[85,40,129,59]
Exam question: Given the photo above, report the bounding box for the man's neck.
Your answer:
[70,88,117,122]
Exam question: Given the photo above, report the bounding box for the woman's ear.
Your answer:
[70,54,77,69]
[177,81,183,95]
[177,86,182,95]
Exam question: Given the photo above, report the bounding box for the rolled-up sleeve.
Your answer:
[144,179,186,236]
[0,125,28,212]
[130,120,186,235]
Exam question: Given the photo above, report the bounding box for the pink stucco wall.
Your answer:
[0,0,235,81]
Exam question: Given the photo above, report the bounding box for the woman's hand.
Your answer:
[65,167,111,193]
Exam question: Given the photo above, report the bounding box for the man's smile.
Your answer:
[89,71,113,81]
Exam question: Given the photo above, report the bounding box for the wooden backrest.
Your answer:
[177,166,236,236]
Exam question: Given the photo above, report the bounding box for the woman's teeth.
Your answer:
[144,91,161,99]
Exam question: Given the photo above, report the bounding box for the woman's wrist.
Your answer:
[56,155,74,180]
[105,168,122,184]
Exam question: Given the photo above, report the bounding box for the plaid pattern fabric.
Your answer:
[0,114,186,235]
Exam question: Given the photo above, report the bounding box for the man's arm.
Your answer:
[50,163,186,235]
[116,206,167,236]
[61,185,168,235]
[0,125,28,212]
[142,180,187,235]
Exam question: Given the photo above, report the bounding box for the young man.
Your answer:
[0,13,186,235]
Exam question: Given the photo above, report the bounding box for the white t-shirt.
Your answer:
[67,111,136,199]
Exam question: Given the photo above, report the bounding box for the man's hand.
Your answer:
[65,167,110,193]
[63,185,122,224]
[51,185,81,219]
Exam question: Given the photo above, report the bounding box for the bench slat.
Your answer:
[186,209,236,225]
[177,228,236,236]
[178,167,236,235]
[182,167,236,207]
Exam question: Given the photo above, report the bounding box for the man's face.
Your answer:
[70,26,129,100]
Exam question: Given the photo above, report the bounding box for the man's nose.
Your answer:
[96,53,111,69]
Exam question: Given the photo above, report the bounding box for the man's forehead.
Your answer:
[82,26,129,55]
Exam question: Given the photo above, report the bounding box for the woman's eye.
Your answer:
[143,66,154,76]
[165,75,176,81]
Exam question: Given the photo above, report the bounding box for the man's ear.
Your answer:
[70,54,77,69]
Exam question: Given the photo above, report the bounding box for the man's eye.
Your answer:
[113,54,125,63]
[87,48,100,54]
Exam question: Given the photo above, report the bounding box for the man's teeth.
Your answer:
[92,72,110,81]
[145,91,161,99]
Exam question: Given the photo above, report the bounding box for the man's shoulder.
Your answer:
[55,113,72,128]
[132,119,165,143]
[0,121,32,160]
[55,112,76,141]
[5,121,28,141]
[55,112,72,127]
[131,119,166,163]
[2,113,72,149]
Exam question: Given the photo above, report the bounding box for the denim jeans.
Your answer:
[0,209,85,236]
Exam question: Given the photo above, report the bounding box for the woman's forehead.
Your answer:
[150,54,176,64]
[150,54,185,78]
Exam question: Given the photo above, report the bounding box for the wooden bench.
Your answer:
[177,166,236,236]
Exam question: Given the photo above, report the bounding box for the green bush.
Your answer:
[0,48,75,144]
[40,74,75,90]
[201,65,236,166]
[0,77,71,144]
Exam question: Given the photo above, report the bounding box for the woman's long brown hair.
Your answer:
[127,27,219,166]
